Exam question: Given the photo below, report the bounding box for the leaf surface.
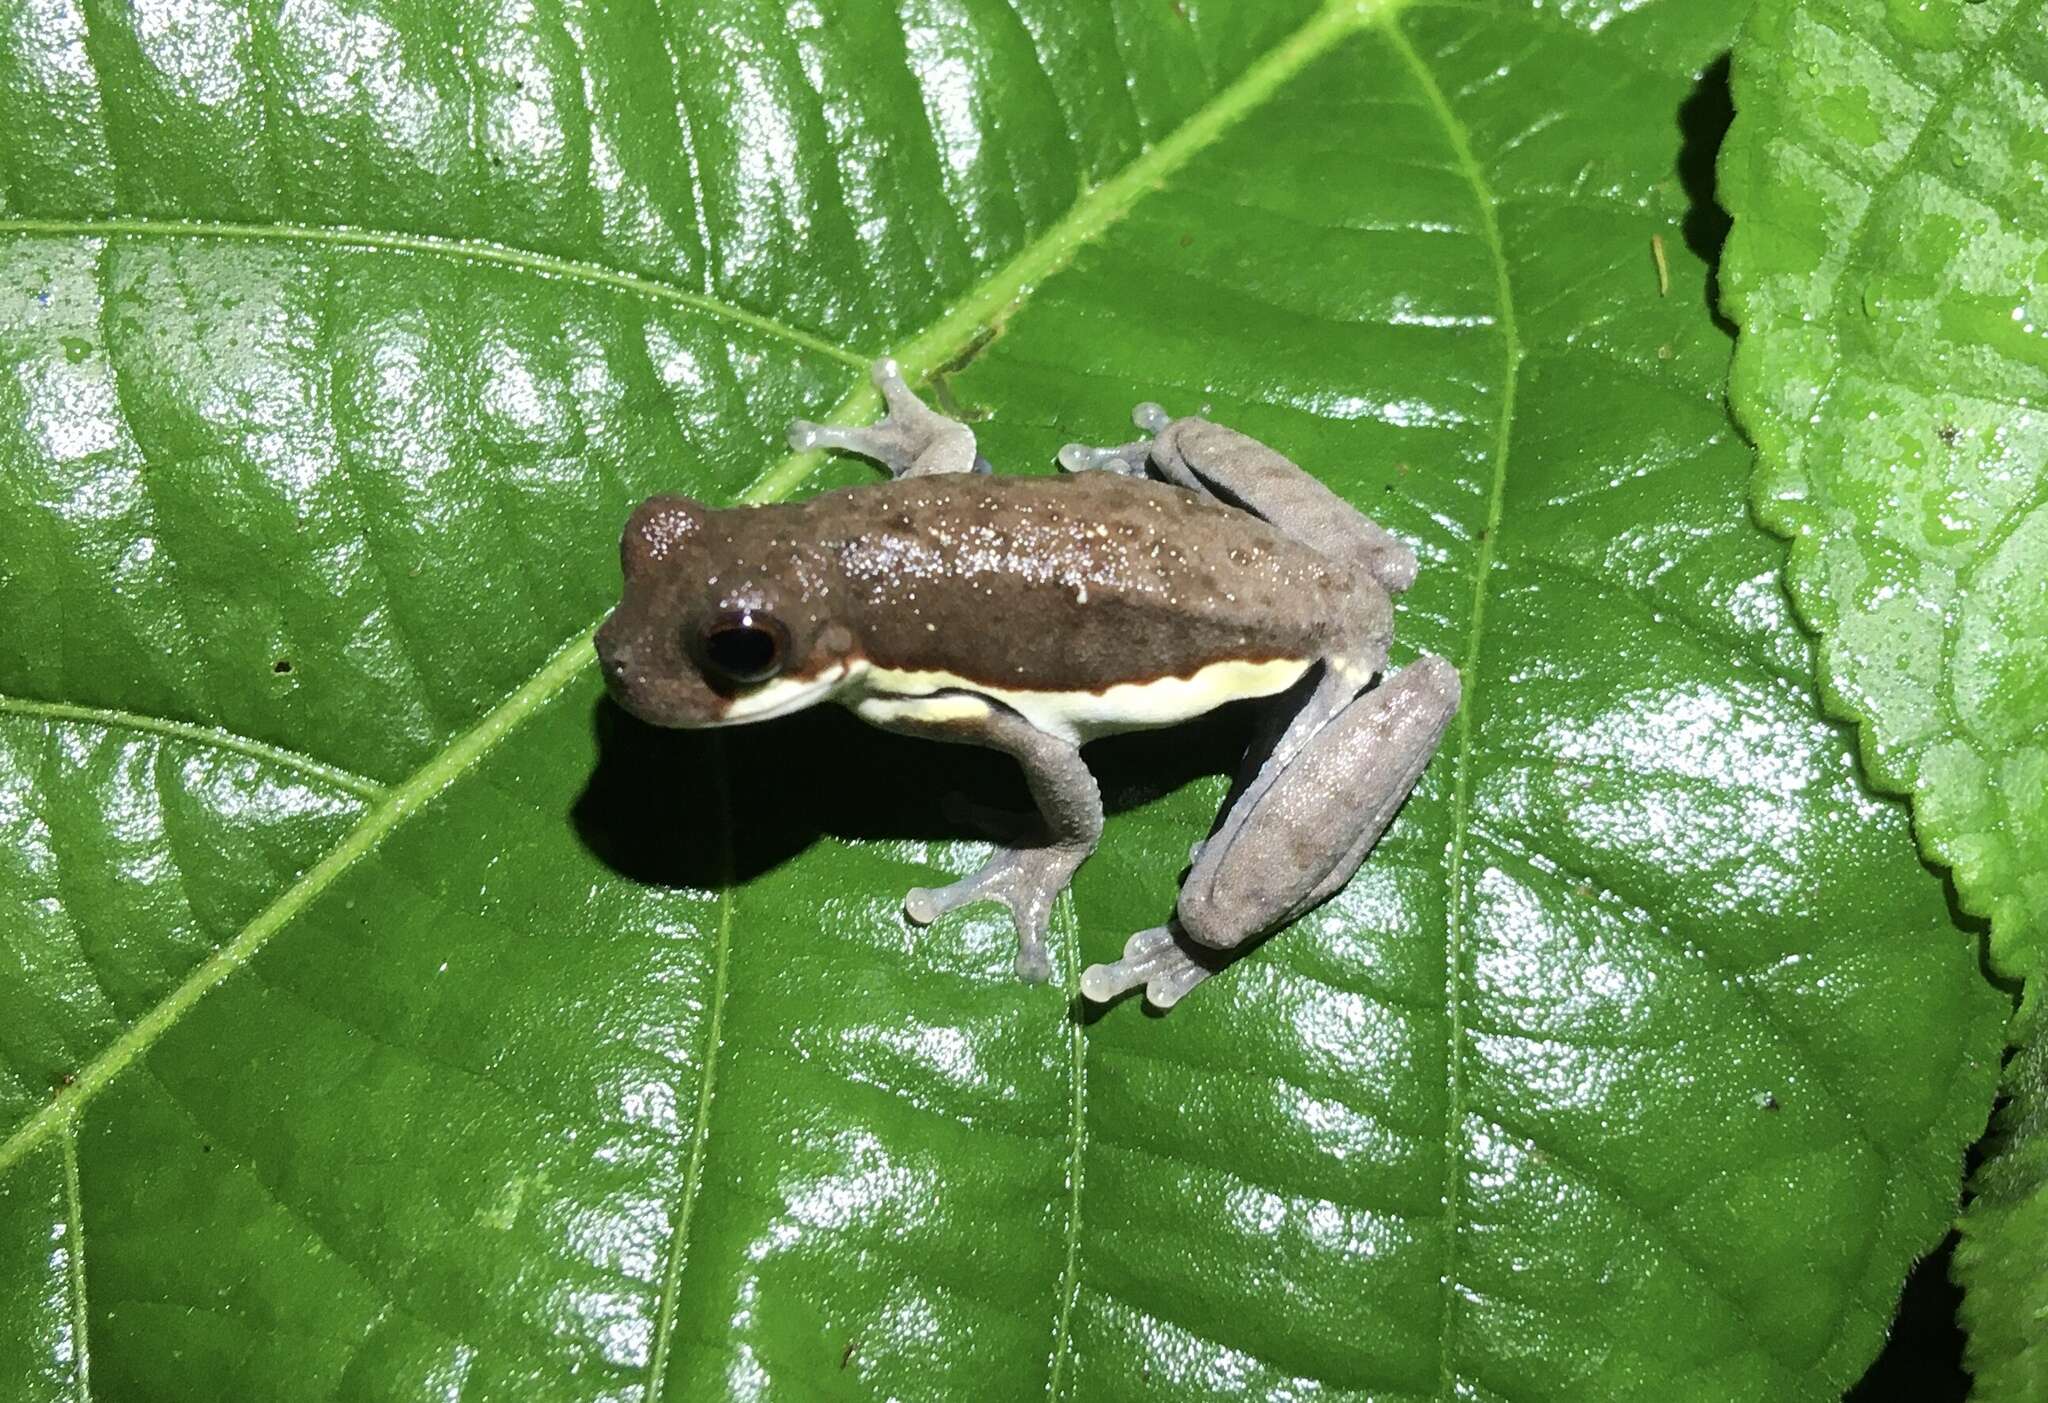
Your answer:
[1719,0,2048,978]
[0,2,2005,1400]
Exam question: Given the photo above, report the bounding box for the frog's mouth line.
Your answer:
[713,662,857,725]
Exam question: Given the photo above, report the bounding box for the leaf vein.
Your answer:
[1468,828,1896,1171]
[0,626,594,1180]
[0,696,384,801]
[0,216,867,369]
[1379,22,1518,1402]
[643,740,737,1402]
[1474,1104,1815,1379]
[1047,889,1088,1402]
[63,1118,92,1403]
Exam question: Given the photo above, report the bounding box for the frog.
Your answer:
[595,358,1460,1009]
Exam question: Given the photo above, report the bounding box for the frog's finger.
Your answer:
[1145,952,1213,1009]
[786,417,848,453]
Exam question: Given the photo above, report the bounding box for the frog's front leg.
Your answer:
[788,357,987,478]
[1081,657,1460,1007]
[856,695,1102,983]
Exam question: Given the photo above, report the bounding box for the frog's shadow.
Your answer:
[572,695,1257,890]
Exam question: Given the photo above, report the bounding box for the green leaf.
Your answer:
[1957,1000,2048,1401]
[0,2,2004,1399]
[1718,0,2048,980]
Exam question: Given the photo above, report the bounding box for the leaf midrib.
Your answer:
[0,3,1410,1388]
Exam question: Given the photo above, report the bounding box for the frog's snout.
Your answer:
[596,604,723,729]
[594,613,641,705]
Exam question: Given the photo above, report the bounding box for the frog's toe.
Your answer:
[902,876,982,926]
[902,846,1081,985]
[1081,927,1218,1009]
[789,357,979,477]
[1057,440,1148,476]
[788,417,888,458]
[1145,954,1213,1009]
[1058,402,1175,475]
[1079,927,1175,1003]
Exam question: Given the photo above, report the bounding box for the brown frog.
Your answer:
[597,359,1459,1008]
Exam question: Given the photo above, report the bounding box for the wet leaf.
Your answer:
[1719,0,2048,980]
[0,2,2005,1399]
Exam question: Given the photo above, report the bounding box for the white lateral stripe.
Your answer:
[854,693,996,728]
[719,663,851,722]
[858,657,1312,744]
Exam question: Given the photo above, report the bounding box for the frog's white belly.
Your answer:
[848,656,1313,744]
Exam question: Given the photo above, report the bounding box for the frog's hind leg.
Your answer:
[1079,656,1460,1010]
[788,357,987,478]
[857,695,1103,984]
[1066,402,1419,594]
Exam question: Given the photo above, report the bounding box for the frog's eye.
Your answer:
[695,610,790,686]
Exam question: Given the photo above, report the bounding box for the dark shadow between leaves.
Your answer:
[1678,50,1738,338]
[1845,1230,1969,1403]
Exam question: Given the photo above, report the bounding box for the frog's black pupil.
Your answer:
[702,623,781,682]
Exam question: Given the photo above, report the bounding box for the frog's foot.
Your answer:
[788,357,983,478]
[1058,401,1175,477]
[904,845,1085,984]
[1056,439,1149,477]
[1079,926,1215,1010]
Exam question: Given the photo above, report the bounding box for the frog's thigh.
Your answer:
[1157,419,1418,594]
[1176,655,1461,950]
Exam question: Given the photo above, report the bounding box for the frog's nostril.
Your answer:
[594,621,635,683]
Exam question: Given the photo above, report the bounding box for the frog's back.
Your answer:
[798,471,1357,690]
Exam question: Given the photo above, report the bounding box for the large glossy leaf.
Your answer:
[0,2,2006,1399]
[1719,0,2048,981]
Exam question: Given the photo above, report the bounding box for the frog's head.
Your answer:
[597,495,859,728]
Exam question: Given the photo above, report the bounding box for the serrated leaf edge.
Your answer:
[1718,0,2048,976]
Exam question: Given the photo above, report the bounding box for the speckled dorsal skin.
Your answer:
[715,471,1366,692]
